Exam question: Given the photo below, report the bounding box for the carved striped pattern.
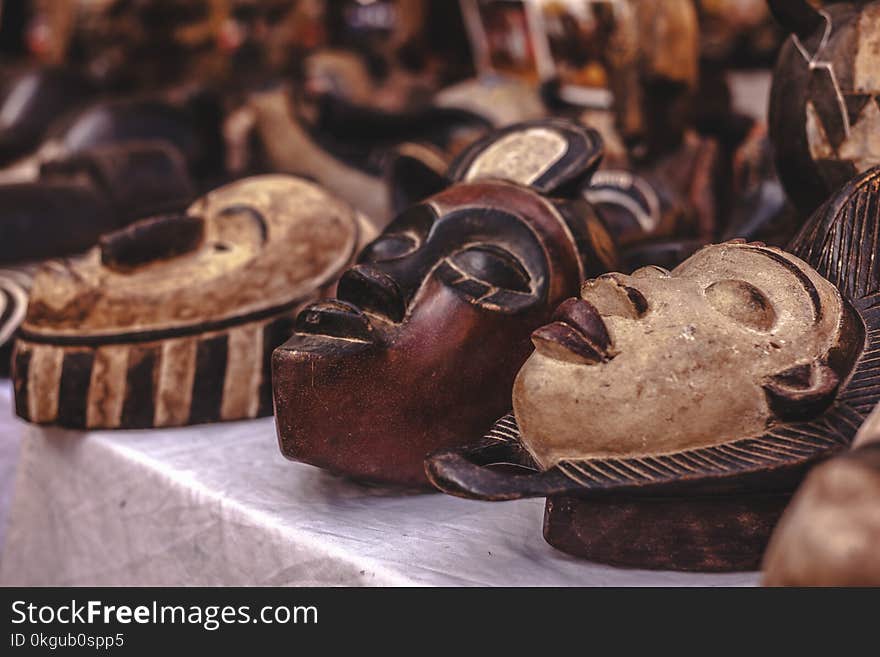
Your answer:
[789,169,880,300]
[12,312,296,429]
[840,293,880,414]
[488,406,861,489]
[485,413,520,444]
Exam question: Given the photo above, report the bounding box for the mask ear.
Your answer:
[767,0,824,41]
[386,143,450,215]
[763,360,840,422]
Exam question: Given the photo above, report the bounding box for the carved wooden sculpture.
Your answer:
[273,119,618,487]
[528,0,699,163]
[584,131,720,271]
[388,120,719,271]
[248,76,532,224]
[12,175,372,429]
[0,141,195,264]
[769,0,880,214]
[427,165,880,571]
[762,402,880,586]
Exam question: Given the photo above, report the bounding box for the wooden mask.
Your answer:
[12,175,370,429]
[427,165,880,571]
[273,119,619,486]
[768,0,880,214]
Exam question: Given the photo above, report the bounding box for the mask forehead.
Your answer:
[671,243,843,340]
[194,175,344,240]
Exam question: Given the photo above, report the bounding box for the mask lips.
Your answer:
[531,297,615,365]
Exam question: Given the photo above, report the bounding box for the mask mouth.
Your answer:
[294,299,375,343]
[531,297,616,365]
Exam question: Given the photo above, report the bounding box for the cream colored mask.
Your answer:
[12,174,371,430]
[517,242,852,468]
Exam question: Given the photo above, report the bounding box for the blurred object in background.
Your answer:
[512,0,699,161]
[763,402,880,587]
[0,0,799,265]
[462,0,540,80]
[23,0,78,66]
[7,1,311,93]
[465,0,699,164]
[80,0,230,92]
[768,0,880,216]
[248,81,491,225]
[0,140,194,266]
[221,0,303,82]
[721,121,793,246]
[0,91,226,190]
[687,3,794,252]
[15,0,229,92]
[697,0,784,68]
[0,1,30,60]
[0,65,95,166]
[486,1,726,270]
[588,131,720,272]
[315,0,473,111]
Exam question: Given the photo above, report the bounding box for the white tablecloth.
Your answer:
[0,381,23,552]
[0,412,758,586]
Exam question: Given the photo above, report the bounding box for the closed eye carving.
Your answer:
[705,279,777,331]
[450,245,531,293]
[360,233,419,262]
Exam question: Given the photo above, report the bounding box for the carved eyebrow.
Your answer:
[741,246,821,323]
[217,205,268,243]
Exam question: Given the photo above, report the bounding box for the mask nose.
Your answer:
[581,274,648,319]
[337,264,406,323]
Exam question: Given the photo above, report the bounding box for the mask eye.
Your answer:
[450,245,531,293]
[359,204,435,263]
[360,233,418,263]
[705,279,776,331]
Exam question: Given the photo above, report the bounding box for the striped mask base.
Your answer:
[12,311,296,430]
